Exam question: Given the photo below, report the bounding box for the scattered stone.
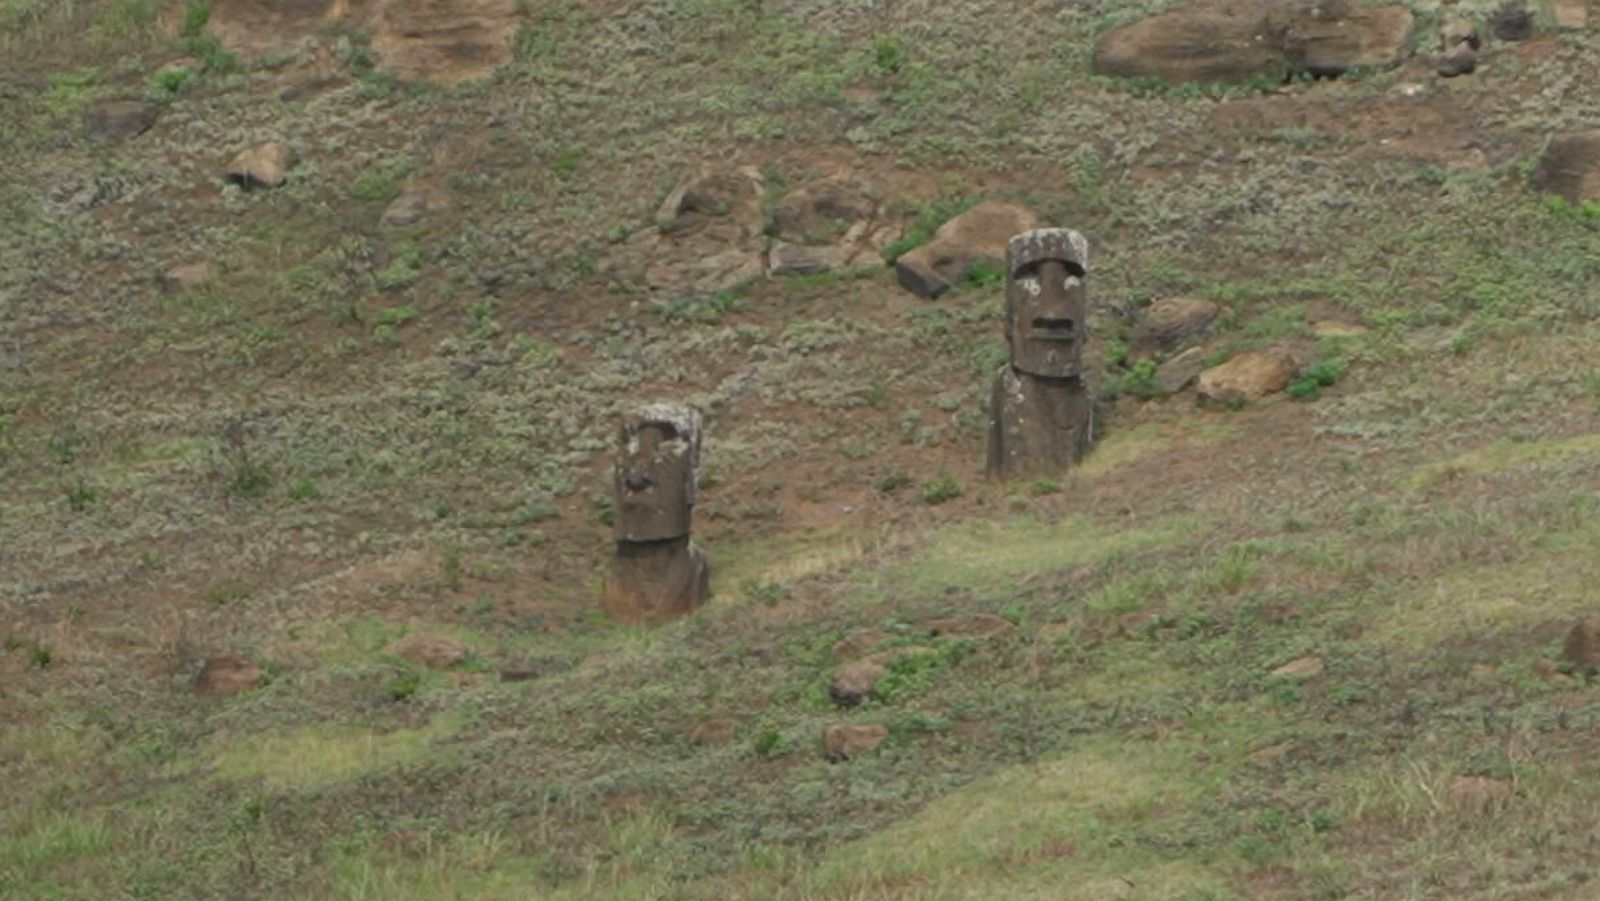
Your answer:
[770,176,877,246]
[1560,616,1600,675]
[926,613,1017,639]
[1490,2,1535,41]
[1279,1,1415,78]
[689,717,739,746]
[1437,42,1478,77]
[656,166,765,233]
[1131,297,1221,360]
[822,723,889,762]
[159,262,214,294]
[83,100,158,141]
[1440,15,1482,51]
[895,201,1037,300]
[1449,775,1514,811]
[1270,655,1324,679]
[379,187,445,229]
[829,659,888,707]
[831,630,892,662]
[606,165,768,296]
[193,653,262,697]
[1531,130,1600,206]
[224,141,295,190]
[1554,0,1589,31]
[1154,347,1208,395]
[1197,350,1298,404]
[767,241,853,277]
[384,634,469,670]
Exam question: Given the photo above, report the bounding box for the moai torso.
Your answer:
[603,405,712,622]
[987,228,1095,479]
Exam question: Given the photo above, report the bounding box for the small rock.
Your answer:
[926,613,1016,639]
[822,723,889,762]
[159,262,214,293]
[829,659,888,707]
[1449,775,1514,811]
[1154,347,1208,395]
[1270,655,1324,680]
[384,634,469,670]
[1560,616,1600,675]
[1554,0,1589,30]
[1132,297,1221,360]
[1437,43,1478,77]
[767,241,854,277]
[1490,2,1535,41]
[380,191,430,229]
[831,630,891,662]
[1392,82,1429,98]
[1197,350,1298,405]
[193,653,262,697]
[225,141,295,190]
[83,100,158,141]
[894,201,1037,299]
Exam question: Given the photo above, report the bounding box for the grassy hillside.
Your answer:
[4,0,1600,897]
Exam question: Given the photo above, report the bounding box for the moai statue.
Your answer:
[601,404,711,623]
[987,228,1094,479]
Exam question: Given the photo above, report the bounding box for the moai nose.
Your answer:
[624,473,652,492]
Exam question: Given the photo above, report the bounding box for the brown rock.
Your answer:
[1554,0,1589,30]
[225,141,295,190]
[367,0,518,85]
[1197,350,1297,404]
[384,633,469,670]
[831,630,891,662]
[829,659,888,707]
[770,176,877,245]
[1276,1,1415,77]
[689,717,739,746]
[1533,131,1600,206]
[927,613,1016,640]
[1270,655,1324,679]
[159,262,214,293]
[193,653,262,697]
[1439,16,1481,50]
[1154,346,1208,395]
[83,100,158,141]
[1311,319,1367,338]
[894,202,1037,299]
[1132,297,1221,360]
[656,166,765,234]
[1560,616,1600,675]
[1449,775,1514,811]
[768,241,855,277]
[1092,0,1281,85]
[822,723,889,762]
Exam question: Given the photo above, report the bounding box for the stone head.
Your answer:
[613,404,702,543]
[1005,228,1089,378]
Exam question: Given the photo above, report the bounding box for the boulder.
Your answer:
[1154,346,1208,394]
[770,176,878,245]
[193,653,262,697]
[1532,131,1600,206]
[829,659,887,707]
[384,633,469,669]
[894,202,1037,299]
[83,100,158,141]
[1275,1,1415,77]
[224,141,295,190]
[655,165,765,235]
[1131,297,1222,360]
[1489,2,1535,41]
[926,613,1016,639]
[1437,43,1478,78]
[1560,616,1600,676]
[159,262,214,293]
[1197,350,1297,404]
[822,723,889,761]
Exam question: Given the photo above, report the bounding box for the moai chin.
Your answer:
[601,404,711,623]
[987,228,1094,479]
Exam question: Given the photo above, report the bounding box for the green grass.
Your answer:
[211,710,471,790]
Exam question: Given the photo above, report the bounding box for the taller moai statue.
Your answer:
[986,228,1094,479]
[601,404,711,623]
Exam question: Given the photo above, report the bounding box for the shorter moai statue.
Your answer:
[601,404,711,623]
[987,228,1094,479]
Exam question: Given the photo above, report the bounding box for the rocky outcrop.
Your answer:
[1197,349,1298,404]
[766,175,896,277]
[895,202,1037,299]
[84,100,158,141]
[1093,0,1414,84]
[606,165,767,297]
[1132,297,1222,360]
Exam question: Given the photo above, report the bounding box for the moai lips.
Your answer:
[1006,229,1089,379]
[987,228,1095,479]
[604,404,711,623]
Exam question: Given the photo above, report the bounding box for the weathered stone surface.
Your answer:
[1532,131,1600,206]
[1270,655,1324,679]
[193,653,262,697]
[895,202,1037,299]
[380,185,446,228]
[1439,15,1481,51]
[225,141,294,190]
[1197,350,1297,404]
[602,536,711,624]
[1132,297,1221,360]
[84,100,158,141]
[1154,346,1208,395]
[1561,616,1600,675]
[1554,0,1589,30]
[385,634,469,669]
[1437,43,1478,78]
[614,405,701,544]
[822,723,889,761]
[1490,2,1535,41]
[656,166,765,234]
[927,613,1016,639]
[987,366,1093,479]
[829,659,887,707]
[767,241,853,277]
[770,176,877,245]
[1093,0,1414,84]
[1311,319,1367,338]
[1006,229,1089,378]
[367,0,518,85]
[159,262,214,294]
[605,165,768,296]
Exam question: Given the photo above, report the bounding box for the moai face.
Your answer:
[613,405,702,543]
[1006,229,1089,378]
